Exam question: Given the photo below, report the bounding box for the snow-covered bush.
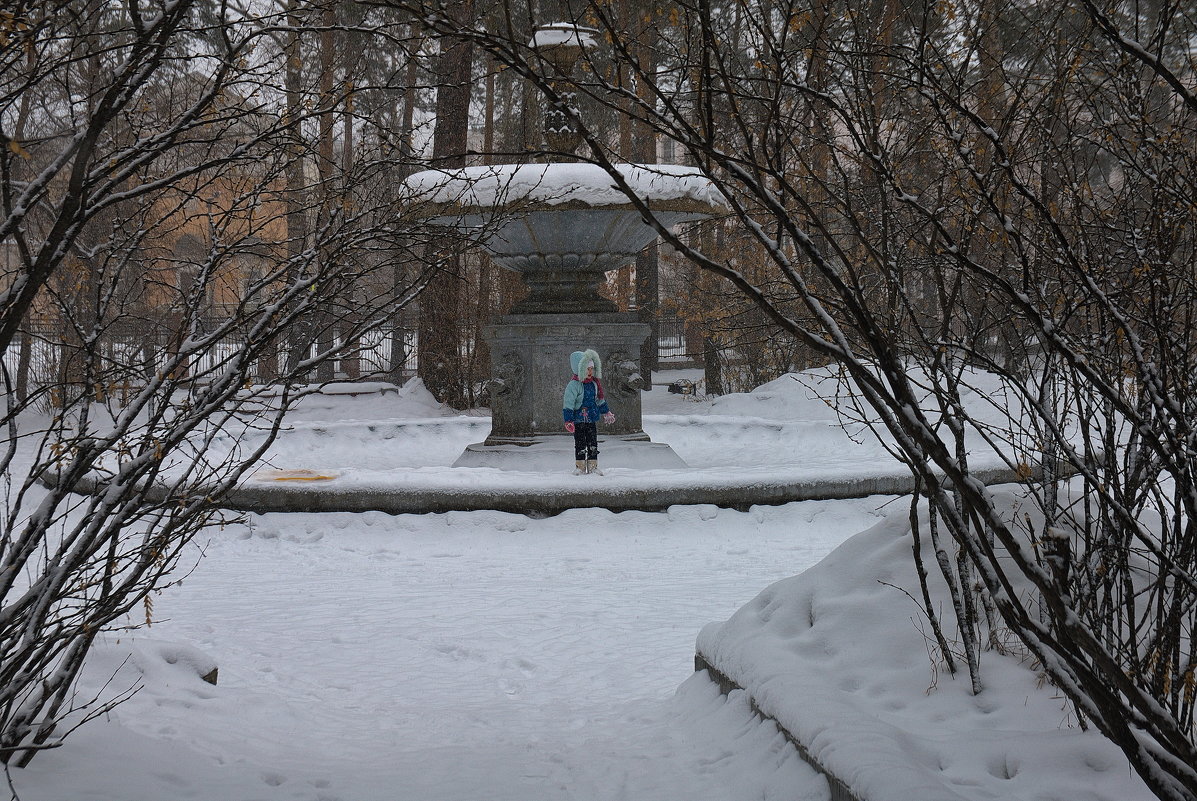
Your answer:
[0,0,432,766]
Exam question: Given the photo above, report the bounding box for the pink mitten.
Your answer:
[564,422,575,433]
[602,412,615,424]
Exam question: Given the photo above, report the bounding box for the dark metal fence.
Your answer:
[658,317,688,360]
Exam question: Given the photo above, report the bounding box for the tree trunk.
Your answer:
[315,0,338,384]
[284,0,311,379]
[633,12,659,384]
[470,59,498,403]
[387,28,423,384]
[418,1,475,407]
[341,71,361,380]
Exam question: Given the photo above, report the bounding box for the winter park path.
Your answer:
[15,498,874,801]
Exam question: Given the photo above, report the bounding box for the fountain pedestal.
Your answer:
[451,311,689,470]
[482,312,649,443]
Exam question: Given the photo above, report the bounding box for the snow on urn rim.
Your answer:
[401,162,729,218]
[528,22,601,51]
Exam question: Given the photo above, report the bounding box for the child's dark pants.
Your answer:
[573,422,598,460]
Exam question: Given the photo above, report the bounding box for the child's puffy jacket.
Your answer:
[563,349,609,423]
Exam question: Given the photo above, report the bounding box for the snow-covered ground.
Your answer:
[7,369,1153,801]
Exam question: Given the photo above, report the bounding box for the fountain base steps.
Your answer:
[453,436,687,471]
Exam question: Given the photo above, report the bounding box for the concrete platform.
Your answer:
[45,438,1065,517]
[217,463,1047,516]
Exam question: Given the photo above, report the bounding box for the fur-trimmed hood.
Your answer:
[569,349,602,379]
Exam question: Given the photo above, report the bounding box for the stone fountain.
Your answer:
[402,23,725,471]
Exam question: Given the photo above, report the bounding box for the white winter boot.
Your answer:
[574,460,586,475]
[586,459,603,476]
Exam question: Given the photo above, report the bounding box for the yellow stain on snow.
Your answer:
[254,469,340,482]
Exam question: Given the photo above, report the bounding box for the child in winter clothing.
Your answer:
[562,349,616,475]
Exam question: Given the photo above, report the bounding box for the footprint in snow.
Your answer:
[509,657,537,676]
[261,772,286,787]
[436,643,485,661]
[283,532,324,544]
